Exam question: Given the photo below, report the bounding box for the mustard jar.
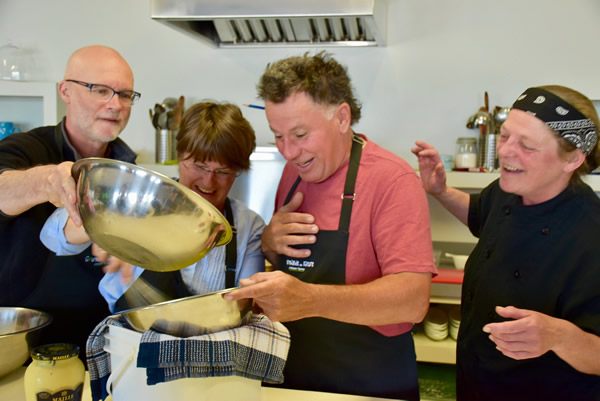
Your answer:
[24,343,85,401]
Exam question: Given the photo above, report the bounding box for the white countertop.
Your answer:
[0,367,399,401]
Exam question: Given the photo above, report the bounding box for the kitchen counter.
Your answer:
[0,367,400,401]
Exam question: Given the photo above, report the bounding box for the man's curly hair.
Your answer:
[257,51,362,125]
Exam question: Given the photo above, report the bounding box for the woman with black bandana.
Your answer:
[413,85,600,401]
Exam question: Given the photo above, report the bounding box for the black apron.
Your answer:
[276,136,419,400]
[22,247,110,366]
[114,198,237,312]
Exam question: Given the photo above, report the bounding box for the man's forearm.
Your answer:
[0,167,52,215]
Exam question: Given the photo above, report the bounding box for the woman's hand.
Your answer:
[411,140,447,196]
[92,243,135,284]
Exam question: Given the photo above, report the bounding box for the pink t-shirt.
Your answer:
[275,135,436,336]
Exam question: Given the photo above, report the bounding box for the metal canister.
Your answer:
[155,128,177,165]
[482,133,497,171]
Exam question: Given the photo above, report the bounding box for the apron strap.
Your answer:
[224,198,237,289]
[283,176,302,206]
[338,135,364,232]
[282,134,364,233]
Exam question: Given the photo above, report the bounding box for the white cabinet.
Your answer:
[0,81,63,132]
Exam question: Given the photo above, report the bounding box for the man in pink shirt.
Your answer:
[226,52,436,400]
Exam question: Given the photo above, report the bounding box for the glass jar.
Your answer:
[454,137,478,169]
[0,43,25,80]
[24,343,85,401]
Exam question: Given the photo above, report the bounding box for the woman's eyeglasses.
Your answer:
[192,163,241,180]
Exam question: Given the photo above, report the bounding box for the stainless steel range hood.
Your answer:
[150,0,386,48]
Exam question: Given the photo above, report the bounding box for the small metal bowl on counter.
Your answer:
[119,288,252,338]
[72,158,233,272]
[0,307,52,377]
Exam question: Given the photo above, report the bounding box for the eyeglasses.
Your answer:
[65,79,141,105]
[192,163,240,180]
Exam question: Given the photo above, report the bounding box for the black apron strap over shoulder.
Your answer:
[339,135,364,232]
[283,176,302,206]
[224,198,237,289]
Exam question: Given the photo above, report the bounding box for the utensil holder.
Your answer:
[155,128,177,164]
[482,134,497,171]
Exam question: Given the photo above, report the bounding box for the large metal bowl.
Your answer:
[72,158,233,272]
[0,307,52,377]
[119,288,252,338]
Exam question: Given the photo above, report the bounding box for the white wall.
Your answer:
[2,0,600,164]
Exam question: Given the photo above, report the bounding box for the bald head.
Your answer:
[59,45,136,155]
[64,45,134,89]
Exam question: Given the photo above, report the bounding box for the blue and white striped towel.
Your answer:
[86,314,290,401]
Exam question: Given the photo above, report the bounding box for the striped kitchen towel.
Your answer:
[137,314,290,385]
[86,315,127,401]
[86,314,290,401]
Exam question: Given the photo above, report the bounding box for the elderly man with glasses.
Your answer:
[0,45,140,363]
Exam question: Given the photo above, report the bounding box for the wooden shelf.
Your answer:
[444,171,600,191]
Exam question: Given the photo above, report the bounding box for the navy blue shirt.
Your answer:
[457,179,600,401]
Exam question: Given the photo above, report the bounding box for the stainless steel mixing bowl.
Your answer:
[119,288,252,337]
[0,307,52,377]
[72,158,233,272]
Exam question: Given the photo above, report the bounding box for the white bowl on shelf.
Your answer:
[424,307,449,341]
[446,253,468,270]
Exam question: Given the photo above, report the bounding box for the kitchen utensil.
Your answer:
[166,110,175,130]
[484,91,489,112]
[148,109,155,128]
[157,112,168,130]
[162,97,178,109]
[445,253,468,270]
[466,108,492,129]
[0,307,52,377]
[170,95,185,130]
[493,106,511,133]
[118,288,252,337]
[466,107,494,168]
[71,158,232,272]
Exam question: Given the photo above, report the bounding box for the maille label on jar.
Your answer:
[35,383,83,401]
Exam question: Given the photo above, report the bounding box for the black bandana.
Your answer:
[512,87,598,155]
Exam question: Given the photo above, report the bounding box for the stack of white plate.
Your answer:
[448,305,461,340]
[424,306,448,341]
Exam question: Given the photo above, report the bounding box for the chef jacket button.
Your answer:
[503,206,511,215]
[513,270,520,278]
[541,227,550,235]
